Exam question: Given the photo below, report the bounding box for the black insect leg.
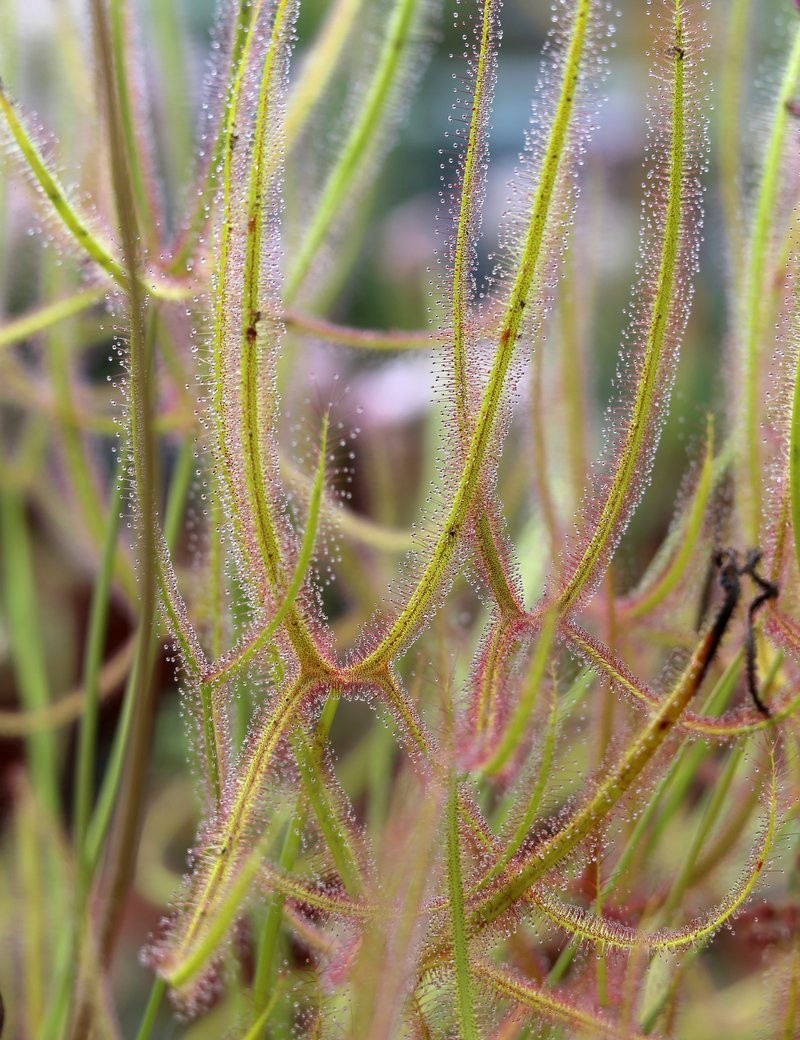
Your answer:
[740,550,779,717]
[696,548,779,713]
[696,549,741,690]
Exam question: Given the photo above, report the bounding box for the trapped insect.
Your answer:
[705,548,779,716]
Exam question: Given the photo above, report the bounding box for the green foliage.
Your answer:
[1,0,800,1037]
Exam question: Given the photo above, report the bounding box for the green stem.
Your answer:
[146,0,193,201]
[79,0,157,987]
[252,808,305,1015]
[447,773,478,1040]
[73,458,126,874]
[661,743,746,917]
[0,288,105,352]
[283,0,421,300]
[284,0,364,151]
[109,0,157,244]
[717,0,751,287]
[0,492,59,815]
[133,977,166,1040]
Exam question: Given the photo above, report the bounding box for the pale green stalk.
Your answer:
[45,273,105,547]
[638,758,776,1034]
[560,245,589,501]
[0,288,104,351]
[203,415,329,693]
[0,493,59,815]
[478,679,558,884]
[241,985,284,1040]
[280,453,415,552]
[252,807,305,1017]
[133,978,166,1040]
[17,789,42,1033]
[251,695,340,1025]
[532,770,774,953]
[284,0,422,300]
[291,719,363,895]
[209,0,324,671]
[451,0,493,431]
[469,609,734,931]
[109,0,157,243]
[146,0,193,199]
[233,0,324,671]
[284,0,364,150]
[547,649,765,987]
[208,0,268,577]
[449,0,520,617]
[73,459,126,872]
[167,829,277,990]
[170,0,255,270]
[161,674,315,987]
[447,773,478,1040]
[83,439,195,872]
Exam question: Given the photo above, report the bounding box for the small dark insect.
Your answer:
[702,548,778,716]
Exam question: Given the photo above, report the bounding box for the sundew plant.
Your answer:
[2,0,800,1036]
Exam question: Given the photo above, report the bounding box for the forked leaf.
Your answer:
[201,414,330,690]
[555,0,702,617]
[350,0,596,676]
